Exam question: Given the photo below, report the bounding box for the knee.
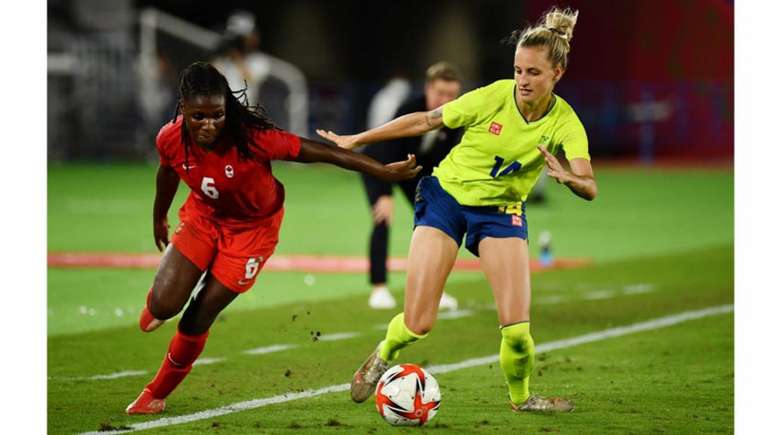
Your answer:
[148,289,184,320]
[178,317,210,336]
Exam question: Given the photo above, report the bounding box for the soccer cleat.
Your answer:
[438,291,459,311]
[368,287,397,310]
[510,395,575,413]
[126,388,166,415]
[351,343,390,403]
[139,306,165,332]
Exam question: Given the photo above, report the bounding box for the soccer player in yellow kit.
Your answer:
[318,6,596,412]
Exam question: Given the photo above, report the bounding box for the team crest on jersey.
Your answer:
[489,122,503,135]
[225,164,234,178]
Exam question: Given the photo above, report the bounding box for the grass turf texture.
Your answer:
[48,162,733,260]
[48,162,733,433]
[47,245,732,434]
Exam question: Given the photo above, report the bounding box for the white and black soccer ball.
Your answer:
[374,363,441,426]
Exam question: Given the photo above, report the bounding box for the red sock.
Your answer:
[145,329,209,399]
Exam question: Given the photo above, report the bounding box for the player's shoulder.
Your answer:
[553,94,584,126]
[156,116,183,147]
[467,79,513,98]
[488,79,515,91]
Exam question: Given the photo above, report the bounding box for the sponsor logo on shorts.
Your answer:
[489,122,503,135]
[225,164,235,178]
[511,215,523,227]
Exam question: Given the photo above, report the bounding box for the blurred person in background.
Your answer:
[211,10,309,136]
[126,61,421,415]
[361,62,464,310]
[319,6,596,412]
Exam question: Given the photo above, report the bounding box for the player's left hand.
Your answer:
[316,129,361,150]
[538,145,569,184]
[383,154,423,181]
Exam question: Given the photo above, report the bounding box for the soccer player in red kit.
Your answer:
[126,62,421,414]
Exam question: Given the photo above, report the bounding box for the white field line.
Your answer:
[623,283,656,295]
[534,295,565,305]
[79,304,733,435]
[437,309,474,320]
[243,344,298,355]
[192,357,226,367]
[317,332,360,342]
[583,290,617,300]
[88,370,148,381]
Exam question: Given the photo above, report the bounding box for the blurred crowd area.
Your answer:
[48,0,732,162]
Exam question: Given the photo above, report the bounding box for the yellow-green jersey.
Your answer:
[433,79,590,206]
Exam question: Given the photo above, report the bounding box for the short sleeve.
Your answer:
[559,116,590,161]
[155,126,172,166]
[255,129,302,160]
[442,86,486,129]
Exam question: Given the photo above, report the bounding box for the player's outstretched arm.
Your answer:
[538,145,598,201]
[316,107,446,150]
[295,137,422,182]
[152,165,181,251]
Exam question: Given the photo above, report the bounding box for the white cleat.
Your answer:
[438,291,459,311]
[369,286,397,310]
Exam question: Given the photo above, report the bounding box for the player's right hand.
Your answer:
[383,154,422,182]
[316,129,360,150]
[153,217,169,252]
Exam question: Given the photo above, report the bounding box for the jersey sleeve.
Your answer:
[155,124,173,166]
[441,81,506,129]
[558,115,591,161]
[442,86,486,129]
[256,129,302,160]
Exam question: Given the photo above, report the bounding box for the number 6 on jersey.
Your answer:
[201,177,219,199]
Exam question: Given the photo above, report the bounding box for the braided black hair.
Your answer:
[172,61,275,170]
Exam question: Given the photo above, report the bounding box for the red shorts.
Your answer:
[171,207,283,293]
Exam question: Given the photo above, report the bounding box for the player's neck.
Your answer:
[516,93,555,123]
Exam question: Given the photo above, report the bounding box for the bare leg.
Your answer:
[478,237,531,325]
[402,226,459,335]
[178,274,239,335]
[149,244,204,320]
[350,225,458,403]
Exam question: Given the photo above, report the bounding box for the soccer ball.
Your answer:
[374,363,441,426]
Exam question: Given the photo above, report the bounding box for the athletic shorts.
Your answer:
[414,176,528,257]
[171,207,283,293]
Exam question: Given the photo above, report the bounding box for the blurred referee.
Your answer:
[362,62,464,309]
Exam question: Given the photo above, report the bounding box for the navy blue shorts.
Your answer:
[413,176,528,257]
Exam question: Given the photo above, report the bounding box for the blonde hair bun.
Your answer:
[543,7,579,42]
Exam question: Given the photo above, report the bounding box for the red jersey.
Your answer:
[155,117,301,227]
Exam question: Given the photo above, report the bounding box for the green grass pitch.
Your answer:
[47,162,733,434]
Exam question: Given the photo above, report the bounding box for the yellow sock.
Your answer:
[378,313,427,361]
[499,322,535,404]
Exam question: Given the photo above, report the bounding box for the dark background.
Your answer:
[47,0,733,162]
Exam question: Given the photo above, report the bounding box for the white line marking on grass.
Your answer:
[583,290,616,300]
[80,370,148,381]
[373,324,388,331]
[623,283,656,295]
[243,344,298,355]
[317,332,360,342]
[78,304,732,434]
[437,309,474,320]
[192,357,226,367]
[534,295,565,305]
